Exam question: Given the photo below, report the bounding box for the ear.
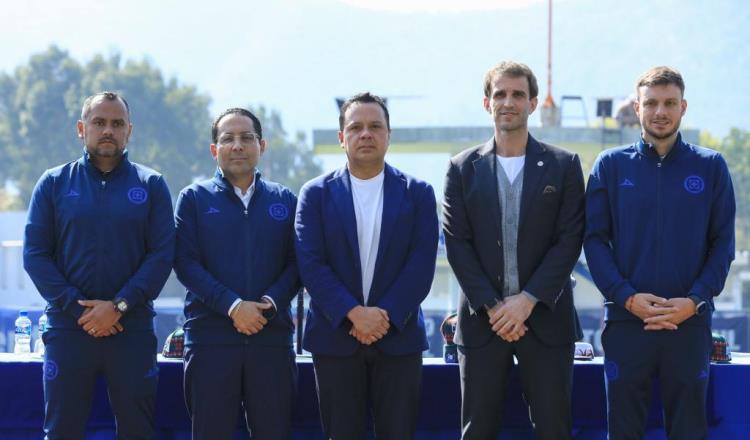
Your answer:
[633,99,641,118]
[259,138,267,155]
[528,96,538,114]
[210,143,218,160]
[483,96,491,114]
[125,123,133,144]
[338,131,345,150]
[681,99,687,116]
[76,120,84,138]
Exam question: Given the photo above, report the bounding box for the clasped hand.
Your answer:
[77,299,123,337]
[626,293,696,331]
[347,306,390,345]
[231,301,273,335]
[488,294,535,342]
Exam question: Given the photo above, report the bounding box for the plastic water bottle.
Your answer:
[34,313,48,354]
[14,311,32,354]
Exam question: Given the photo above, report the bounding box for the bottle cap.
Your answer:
[19,311,28,316]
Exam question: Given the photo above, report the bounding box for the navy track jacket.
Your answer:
[174,171,300,347]
[23,151,175,330]
[584,134,735,325]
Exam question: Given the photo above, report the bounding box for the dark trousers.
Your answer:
[312,346,422,440]
[602,321,712,440]
[458,331,574,440]
[42,329,158,440]
[184,344,297,440]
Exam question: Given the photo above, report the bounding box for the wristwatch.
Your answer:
[688,295,707,316]
[113,298,129,315]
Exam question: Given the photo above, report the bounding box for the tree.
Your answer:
[714,128,750,250]
[251,105,322,194]
[0,46,322,206]
[0,46,212,205]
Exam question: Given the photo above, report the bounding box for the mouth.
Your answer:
[651,120,670,128]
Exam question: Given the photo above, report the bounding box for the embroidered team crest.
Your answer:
[268,203,289,221]
[205,207,220,215]
[684,176,704,194]
[619,179,635,187]
[64,189,80,197]
[127,187,148,204]
[43,360,59,380]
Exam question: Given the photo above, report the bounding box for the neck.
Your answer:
[348,162,384,180]
[643,132,678,157]
[90,155,122,173]
[225,172,255,193]
[494,129,528,157]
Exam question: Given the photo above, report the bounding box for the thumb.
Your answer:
[78,300,93,306]
[642,294,666,304]
[258,301,273,309]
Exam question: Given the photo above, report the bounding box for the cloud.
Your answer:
[337,0,543,13]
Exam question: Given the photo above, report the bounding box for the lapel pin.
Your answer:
[537,161,543,167]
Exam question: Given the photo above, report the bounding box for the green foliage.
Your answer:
[250,105,322,194]
[0,46,211,204]
[714,128,750,250]
[0,45,320,206]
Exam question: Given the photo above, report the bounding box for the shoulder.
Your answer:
[259,178,297,203]
[387,164,434,196]
[128,161,168,187]
[449,143,487,168]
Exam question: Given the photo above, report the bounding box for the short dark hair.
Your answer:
[211,108,263,143]
[338,92,390,131]
[635,66,685,98]
[483,61,539,99]
[81,91,130,120]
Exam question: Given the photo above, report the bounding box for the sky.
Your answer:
[1,0,748,141]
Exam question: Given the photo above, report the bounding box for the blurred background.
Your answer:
[1,0,748,356]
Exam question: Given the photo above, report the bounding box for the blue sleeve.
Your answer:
[583,155,637,308]
[173,188,240,315]
[687,154,736,304]
[262,191,302,311]
[295,183,360,328]
[116,176,175,307]
[375,184,438,331]
[23,172,87,319]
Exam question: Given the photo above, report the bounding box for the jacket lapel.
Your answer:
[472,139,502,239]
[519,135,548,230]
[328,167,360,262]
[373,164,404,283]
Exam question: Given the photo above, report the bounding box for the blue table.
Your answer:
[0,354,748,439]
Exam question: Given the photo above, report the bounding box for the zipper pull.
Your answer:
[101,180,106,188]
[243,209,248,217]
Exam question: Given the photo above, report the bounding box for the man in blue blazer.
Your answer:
[295,92,439,439]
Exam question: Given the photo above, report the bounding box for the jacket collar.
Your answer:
[80,148,130,177]
[636,132,687,162]
[212,168,263,193]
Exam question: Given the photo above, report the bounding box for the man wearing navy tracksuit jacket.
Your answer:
[584,67,735,440]
[23,92,175,439]
[174,108,300,440]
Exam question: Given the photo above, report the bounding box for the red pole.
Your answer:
[543,0,556,108]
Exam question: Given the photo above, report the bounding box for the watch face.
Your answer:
[116,301,128,313]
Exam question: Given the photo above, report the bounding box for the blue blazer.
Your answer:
[295,163,438,356]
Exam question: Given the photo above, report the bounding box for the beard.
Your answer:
[643,119,681,141]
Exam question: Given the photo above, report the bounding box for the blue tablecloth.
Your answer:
[0,354,748,439]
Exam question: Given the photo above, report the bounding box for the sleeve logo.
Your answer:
[683,176,705,194]
[127,187,149,204]
[268,203,289,221]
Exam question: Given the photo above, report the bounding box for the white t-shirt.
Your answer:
[350,170,385,304]
[496,155,526,184]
